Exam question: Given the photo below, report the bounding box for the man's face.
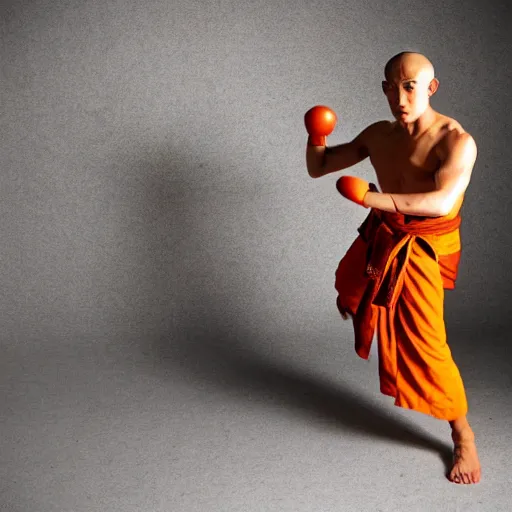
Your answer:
[382,66,433,124]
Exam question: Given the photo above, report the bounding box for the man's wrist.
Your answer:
[307,135,326,147]
[363,191,398,212]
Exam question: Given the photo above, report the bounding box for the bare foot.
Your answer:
[449,429,481,484]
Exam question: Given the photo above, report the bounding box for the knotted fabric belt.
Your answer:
[357,209,462,310]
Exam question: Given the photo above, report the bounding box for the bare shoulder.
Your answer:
[366,120,394,135]
[435,115,477,160]
[357,120,394,144]
[346,120,393,160]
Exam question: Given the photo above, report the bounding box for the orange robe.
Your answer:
[335,207,467,421]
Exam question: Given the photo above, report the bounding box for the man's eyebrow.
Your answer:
[401,79,417,83]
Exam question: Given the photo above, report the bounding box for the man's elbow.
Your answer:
[434,206,450,217]
[308,167,323,179]
[436,194,456,217]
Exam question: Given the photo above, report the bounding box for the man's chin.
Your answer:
[395,113,420,126]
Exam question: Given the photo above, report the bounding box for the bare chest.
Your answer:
[369,134,441,194]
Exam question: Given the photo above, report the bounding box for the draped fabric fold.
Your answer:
[335,208,467,420]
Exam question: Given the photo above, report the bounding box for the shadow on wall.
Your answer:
[107,140,455,468]
[103,119,511,401]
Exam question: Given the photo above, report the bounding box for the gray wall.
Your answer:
[2,0,511,362]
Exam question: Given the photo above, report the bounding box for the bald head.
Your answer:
[384,52,435,84]
[382,52,439,122]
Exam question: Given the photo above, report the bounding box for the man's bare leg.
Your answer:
[448,416,481,484]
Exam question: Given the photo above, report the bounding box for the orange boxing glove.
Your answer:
[336,176,370,207]
[304,105,337,146]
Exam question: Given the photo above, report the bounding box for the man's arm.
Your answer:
[363,131,477,216]
[306,123,379,179]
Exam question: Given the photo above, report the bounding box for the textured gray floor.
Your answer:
[1,324,510,511]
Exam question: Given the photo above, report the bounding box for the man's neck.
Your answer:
[398,107,438,139]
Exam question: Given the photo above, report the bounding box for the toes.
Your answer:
[450,467,482,484]
[449,470,460,483]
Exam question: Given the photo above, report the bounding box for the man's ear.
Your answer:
[381,81,388,94]
[428,78,439,97]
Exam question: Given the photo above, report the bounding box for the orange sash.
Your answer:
[335,209,462,360]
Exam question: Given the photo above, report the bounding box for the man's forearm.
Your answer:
[306,143,327,178]
[307,141,365,179]
[364,190,449,217]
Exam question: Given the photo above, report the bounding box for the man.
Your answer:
[305,51,481,485]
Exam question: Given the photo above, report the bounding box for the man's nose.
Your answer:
[398,90,408,107]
